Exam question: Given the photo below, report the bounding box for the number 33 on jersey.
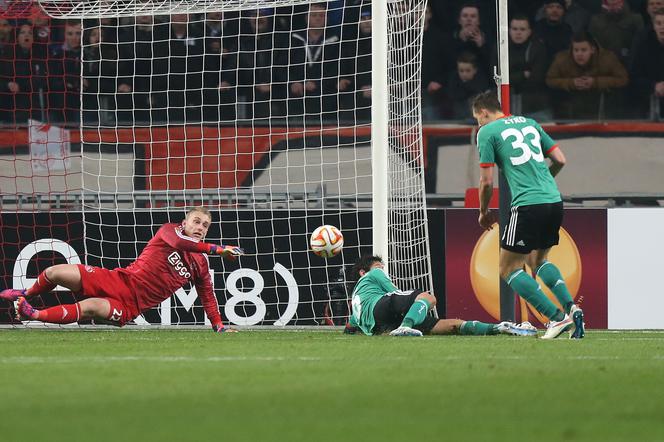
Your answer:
[476,115,562,207]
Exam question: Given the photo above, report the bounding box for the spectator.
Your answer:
[535,0,574,61]
[641,0,664,26]
[326,0,344,28]
[48,20,82,124]
[201,11,240,123]
[161,14,205,123]
[98,18,119,40]
[82,25,111,123]
[235,8,288,121]
[287,3,341,122]
[274,6,301,33]
[450,2,492,78]
[0,23,48,124]
[564,0,593,33]
[203,11,240,56]
[535,0,592,34]
[81,26,131,125]
[444,52,490,120]
[0,18,13,55]
[339,0,366,41]
[421,5,454,121]
[204,11,224,52]
[546,31,629,119]
[431,0,497,39]
[589,0,644,65]
[631,0,664,54]
[28,14,62,49]
[507,14,552,120]
[630,8,664,117]
[117,15,169,125]
[338,7,372,122]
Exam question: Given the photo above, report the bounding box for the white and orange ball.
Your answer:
[310,225,344,258]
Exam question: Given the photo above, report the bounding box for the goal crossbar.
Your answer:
[38,0,317,18]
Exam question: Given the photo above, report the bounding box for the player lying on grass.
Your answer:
[471,91,584,339]
[1,206,243,332]
[345,255,537,337]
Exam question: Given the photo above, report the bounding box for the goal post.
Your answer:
[495,0,516,322]
[1,0,433,327]
[371,0,388,263]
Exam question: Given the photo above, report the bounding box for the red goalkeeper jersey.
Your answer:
[116,223,222,325]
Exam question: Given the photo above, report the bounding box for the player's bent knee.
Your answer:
[530,260,545,274]
[44,265,60,281]
[45,264,82,288]
[416,292,436,308]
[499,263,521,280]
[78,298,111,321]
[450,319,462,334]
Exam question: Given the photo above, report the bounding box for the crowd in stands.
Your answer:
[0,0,663,126]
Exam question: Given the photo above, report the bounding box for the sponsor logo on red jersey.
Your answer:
[167,252,192,279]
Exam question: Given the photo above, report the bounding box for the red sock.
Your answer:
[36,303,81,324]
[26,271,56,297]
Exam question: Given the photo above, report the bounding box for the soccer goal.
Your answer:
[1,0,432,327]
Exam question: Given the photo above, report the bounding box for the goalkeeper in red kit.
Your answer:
[1,207,244,332]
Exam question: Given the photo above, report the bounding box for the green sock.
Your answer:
[460,320,498,335]
[401,299,431,328]
[506,269,565,322]
[536,261,574,314]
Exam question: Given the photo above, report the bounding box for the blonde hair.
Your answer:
[186,206,212,220]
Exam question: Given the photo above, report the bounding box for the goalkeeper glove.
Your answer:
[212,323,237,333]
[209,244,245,260]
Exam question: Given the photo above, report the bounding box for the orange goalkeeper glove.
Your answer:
[209,244,245,260]
[212,323,237,333]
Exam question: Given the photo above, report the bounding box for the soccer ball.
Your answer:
[310,225,344,258]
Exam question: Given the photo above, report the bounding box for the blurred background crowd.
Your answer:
[1,0,663,127]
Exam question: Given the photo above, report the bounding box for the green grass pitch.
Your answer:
[1,329,663,442]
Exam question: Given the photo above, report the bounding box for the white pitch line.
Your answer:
[1,354,663,364]
[589,337,664,341]
[0,356,325,364]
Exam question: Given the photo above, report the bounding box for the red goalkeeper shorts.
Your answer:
[76,264,141,326]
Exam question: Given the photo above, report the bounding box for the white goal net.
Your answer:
[2,0,431,327]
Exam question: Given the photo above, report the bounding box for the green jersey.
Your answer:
[349,268,398,336]
[477,115,561,207]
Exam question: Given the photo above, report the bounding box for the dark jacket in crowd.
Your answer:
[48,43,81,123]
[534,18,573,61]
[287,30,341,117]
[0,45,48,123]
[589,2,644,64]
[509,36,551,113]
[339,26,372,121]
[445,69,490,120]
[630,28,664,112]
[236,18,289,119]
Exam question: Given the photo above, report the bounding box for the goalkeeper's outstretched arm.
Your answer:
[158,206,245,259]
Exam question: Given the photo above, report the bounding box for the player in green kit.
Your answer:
[346,255,538,337]
[471,91,585,339]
